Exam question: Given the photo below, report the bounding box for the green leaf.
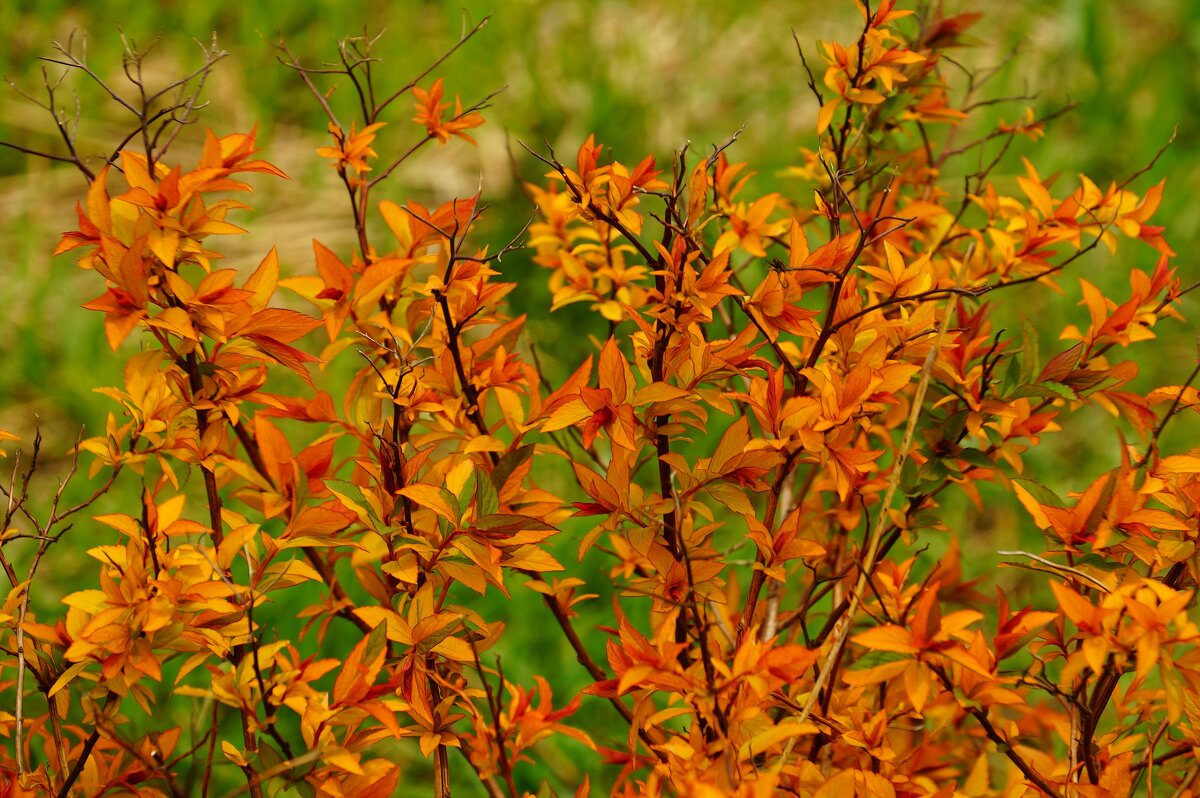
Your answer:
[922,458,950,481]
[910,508,942,530]
[1011,383,1075,401]
[325,479,384,532]
[492,444,535,492]
[1073,553,1124,573]
[454,470,476,516]
[939,410,969,443]
[900,456,922,496]
[999,353,1023,398]
[474,514,555,536]
[1020,319,1040,385]
[983,426,1005,448]
[475,467,500,518]
[1013,477,1065,508]
[956,448,995,469]
[363,620,389,670]
[1080,472,1116,536]
[1044,381,1079,401]
[252,743,284,797]
[415,617,461,654]
[1038,342,1083,383]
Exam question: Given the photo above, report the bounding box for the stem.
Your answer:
[932,666,1065,797]
[740,451,799,640]
[56,729,101,798]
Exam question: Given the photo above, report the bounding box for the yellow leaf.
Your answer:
[815,770,896,798]
[353,607,412,644]
[1012,481,1051,529]
[464,435,506,453]
[1159,538,1195,563]
[240,307,322,344]
[851,625,917,654]
[217,524,259,572]
[439,559,490,595]
[738,719,818,759]
[324,746,365,775]
[243,247,279,311]
[48,662,89,698]
[62,590,109,614]
[685,160,708,228]
[1159,455,1200,474]
[505,545,563,572]
[221,740,246,767]
[432,636,476,663]
[1082,635,1110,674]
[541,399,591,432]
[147,307,198,340]
[382,552,419,584]
[0,429,19,458]
[705,482,756,517]
[282,535,365,550]
[962,753,991,796]
[633,382,690,407]
[397,484,458,524]
[353,258,412,307]
[817,99,839,134]
[262,558,323,589]
[444,460,475,498]
[1017,175,1053,218]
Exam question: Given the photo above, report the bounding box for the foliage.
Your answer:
[1,2,1198,796]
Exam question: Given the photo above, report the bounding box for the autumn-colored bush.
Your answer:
[3,2,1198,796]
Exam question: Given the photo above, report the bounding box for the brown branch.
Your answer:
[1137,358,1200,469]
[739,451,799,641]
[375,15,491,116]
[231,414,370,635]
[938,102,1079,163]
[56,729,101,798]
[373,88,503,186]
[931,665,1065,797]
[469,640,518,798]
[524,568,667,759]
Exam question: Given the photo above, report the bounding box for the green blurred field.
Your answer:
[0,1,1196,794]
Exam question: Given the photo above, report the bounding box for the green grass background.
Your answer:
[0,0,1196,794]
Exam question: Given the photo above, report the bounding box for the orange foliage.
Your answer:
[2,4,1198,798]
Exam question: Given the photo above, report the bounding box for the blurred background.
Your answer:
[0,0,1195,793]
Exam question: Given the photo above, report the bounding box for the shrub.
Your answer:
[2,2,1197,796]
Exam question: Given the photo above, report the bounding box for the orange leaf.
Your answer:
[852,625,917,654]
